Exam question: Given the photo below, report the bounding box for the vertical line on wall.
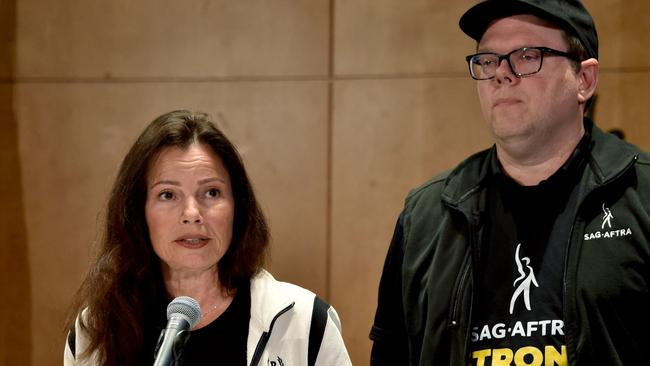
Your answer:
[325,0,336,300]
[0,0,32,364]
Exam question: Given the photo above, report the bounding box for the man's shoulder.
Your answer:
[405,147,493,205]
[591,125,650,178]
[405,171,450,202]
[628,148,650,188]
[633,148,650,166]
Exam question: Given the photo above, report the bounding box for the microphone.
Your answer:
[153,296,201,366]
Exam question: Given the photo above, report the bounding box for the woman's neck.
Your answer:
[162,265,234,329]
[163,265,221,298]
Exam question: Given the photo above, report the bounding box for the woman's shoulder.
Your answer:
[248,269,333,326]
[249,270,352,365]
[64,308,96,366]
[249,269,319,310]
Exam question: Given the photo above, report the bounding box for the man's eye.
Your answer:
[519,53,540,62]
[476,57,495,67]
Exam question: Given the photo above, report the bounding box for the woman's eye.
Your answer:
[206,188,221,198]
[158,191,174,201]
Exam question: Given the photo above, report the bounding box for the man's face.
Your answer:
[476,14,582,151]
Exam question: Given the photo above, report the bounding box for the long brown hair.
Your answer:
[66,110,269,365]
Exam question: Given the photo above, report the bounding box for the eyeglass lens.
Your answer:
[469,48,543,80]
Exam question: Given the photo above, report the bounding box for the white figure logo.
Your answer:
[602,204,613,229]
[509,243,539,315]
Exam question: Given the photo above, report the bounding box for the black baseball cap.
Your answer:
[459,0,598,60]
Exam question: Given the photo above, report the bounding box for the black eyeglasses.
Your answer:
[465,47,579,80]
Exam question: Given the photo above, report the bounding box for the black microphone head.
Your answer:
[167,296,201,328]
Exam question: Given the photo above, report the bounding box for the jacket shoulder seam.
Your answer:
[405,172,449,202]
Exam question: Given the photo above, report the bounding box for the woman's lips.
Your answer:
[174,237,210,248]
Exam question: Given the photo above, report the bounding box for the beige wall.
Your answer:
[1,1,649,365]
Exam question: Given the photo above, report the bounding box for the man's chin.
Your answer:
[491,127,535,148]
[489,120,530,141]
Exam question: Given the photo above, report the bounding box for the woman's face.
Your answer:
[145,143,235,275]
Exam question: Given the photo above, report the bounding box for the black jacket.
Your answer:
[371,122,650,365]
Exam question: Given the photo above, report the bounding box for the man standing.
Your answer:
[369,1,650,365]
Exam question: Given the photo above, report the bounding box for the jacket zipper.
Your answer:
[249,302,295,366]
[448,207,479,364]
[563,154,638,365]
[449,252,471,327]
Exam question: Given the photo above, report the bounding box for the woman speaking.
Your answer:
[64,110,351,366]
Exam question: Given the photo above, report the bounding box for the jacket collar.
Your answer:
[249,269,296,331]
[441,119,639,209]
[585,119,639,184]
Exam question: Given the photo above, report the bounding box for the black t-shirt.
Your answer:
[469,136,590,366]
[174,282,251,366]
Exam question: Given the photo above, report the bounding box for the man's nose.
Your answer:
[494,57,515,83]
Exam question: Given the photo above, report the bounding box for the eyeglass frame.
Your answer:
[465,47,580,80]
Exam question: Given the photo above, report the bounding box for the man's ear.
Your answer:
[577,58,599,103]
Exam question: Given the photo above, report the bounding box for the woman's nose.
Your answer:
[180,199,203,224]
